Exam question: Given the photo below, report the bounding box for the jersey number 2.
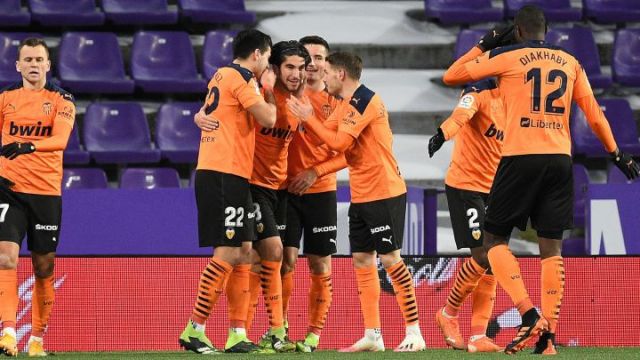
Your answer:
[526,68,567,115]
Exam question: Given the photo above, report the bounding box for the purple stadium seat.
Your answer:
[63,168,108,189]
[424,0,503,25]
[131,31,206,94]
[573,164,589,228]
[156,102,201,163]
[203,30,236,80]
[83,102,161,164]
[571,99,640,157]
[0,0,31,26]
[64,125,90,165]
[178,0,255,24]
[28,0,105,26]
[120,168,181,189]
[58,32,134,94]
[504,0,582,22]
[454,29,486,60]
[612,29,640,87]
[546,27,612,89]
[101,0,177,25]
[0,32,43,87]
[583,0,640,24]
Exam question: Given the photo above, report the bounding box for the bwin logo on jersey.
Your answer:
[370,225,391,234]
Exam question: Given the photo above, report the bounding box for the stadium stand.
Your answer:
[28,0,105,26]
[63,168,109,189]
[0,0,30,27]
[504,0,582,22]
[202,30,237,80]
[178,0,256,24]
[453,29,485,60]
[583,0,640,24]
[155,102,201,163]
[423,0,503,25]
[101,0,178,25]
[120,168,181,189]
[58,32,134,94]
[82,102,161,164]
[63,126,91,165]
[572,164,589,228]
[612,28,640,87]
[0,32,42,87]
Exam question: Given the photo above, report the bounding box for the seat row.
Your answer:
[65,102,200,165]
[425,0,640,25]
[0,30,237,93]
[63,167,187,190]
[454,26,640,89]
[0,0,254,27]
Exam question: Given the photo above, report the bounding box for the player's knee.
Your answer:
[309,257,330,274]
[281,261,295,275]
[0,253,18,270]
[379,251,402,269]
[259,237,283,262]
[33,262,54,278]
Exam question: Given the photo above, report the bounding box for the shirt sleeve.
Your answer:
[440,92,480,140]
[572,65,594,100]
[442,46,483,86]
[338,104,373,139]
[313,153,348,177]
[55,95,75,129]
[233,76,263,110]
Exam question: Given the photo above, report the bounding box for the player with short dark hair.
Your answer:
[179,29,276,355]
[282,35,346,352]
[288,51,426,352]
[429,79,504,353]
[443,5,640,355]
[0,37,75,357]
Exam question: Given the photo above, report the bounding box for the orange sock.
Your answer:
[444,258,486,317]
[355,266,380,329]
[308,272,332,335]
[386,261,419,326]
[191,257,233,324]
[32,275,55,338]
[281,271,294,322]
[488,244,533,316]
[260,260,283,329]
[0,269,18,330]
[541,256,564,333]
[470,273,497,336]
[226,264,250,329]
[245,271,261,333]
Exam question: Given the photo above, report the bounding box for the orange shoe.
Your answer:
[533,332,557,355]
[435,307,465,350]
[505,310,549,355]
[467,335,503,353]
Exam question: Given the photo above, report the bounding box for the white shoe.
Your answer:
[394,333,426,352]
[338,329,385,352]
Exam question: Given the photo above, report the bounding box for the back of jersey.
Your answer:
[196,64,263,179]
[470,41,588,156]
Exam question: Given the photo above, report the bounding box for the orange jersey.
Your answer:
[287,87,340,193]
[196,64,264,179]
[250,85,298,190]
[0,83,75,196]
[443,42,617,156]
[336,85,406,203]
[442,80,504,194]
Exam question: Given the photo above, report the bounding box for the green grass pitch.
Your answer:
[42,347,639,359]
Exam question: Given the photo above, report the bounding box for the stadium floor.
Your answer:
[39,347,640,359]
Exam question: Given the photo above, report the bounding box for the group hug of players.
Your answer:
[1,3,638,357]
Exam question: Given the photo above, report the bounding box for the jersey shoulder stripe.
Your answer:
[0,82,23,95]
[226,63,254,83]
[462,78,497,95]
[349,85,375,115]
[488,40,575,60]
[45,82,75,103]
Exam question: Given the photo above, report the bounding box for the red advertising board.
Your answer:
[11,257,640,351]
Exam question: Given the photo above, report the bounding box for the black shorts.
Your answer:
[250,185,287,241]
[349,193,406,254]
[0,182,61,254]
[446,185,488,250]
[484,154,573,240]
[284,191,337,256]
[195,170,255,247]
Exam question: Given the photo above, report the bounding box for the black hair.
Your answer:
[515,5,547,36]
[299,35,330,52]
[17,38,50,60]
[326,51,363,80]
[269,40,311,67]
[232,29,272,59]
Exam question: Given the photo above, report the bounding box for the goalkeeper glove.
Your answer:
[478,24,516,52]
[1,142,35,160]
[428,128,446,158]
[610,148,640,181]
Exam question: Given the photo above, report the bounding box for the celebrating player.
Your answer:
[288,51,426,352]
[0,38,75,357]
[443,5,640,354]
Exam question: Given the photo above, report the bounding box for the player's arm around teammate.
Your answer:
[0,38,75,357]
